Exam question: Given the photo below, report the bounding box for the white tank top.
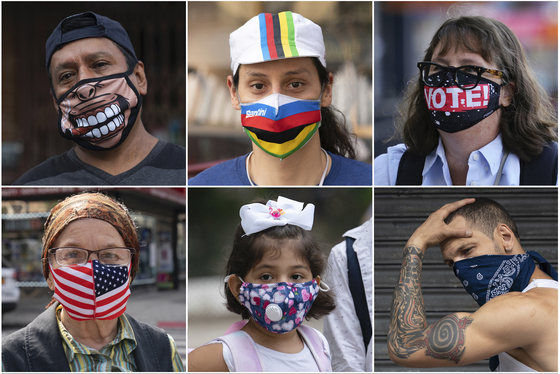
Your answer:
[496,279,558,372]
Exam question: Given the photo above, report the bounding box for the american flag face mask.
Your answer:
[49,260,131,320]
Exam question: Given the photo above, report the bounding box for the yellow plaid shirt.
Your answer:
[56,305,184,372]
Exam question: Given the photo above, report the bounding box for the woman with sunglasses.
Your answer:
[375,16,557,186]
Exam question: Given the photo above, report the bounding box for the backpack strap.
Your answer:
[519,141,558,185]
[346,237,372,352]
[297,325,331,372]
[216,331,264,372]
[396,149,425,185]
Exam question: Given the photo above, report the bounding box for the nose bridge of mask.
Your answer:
[444,70,456,86]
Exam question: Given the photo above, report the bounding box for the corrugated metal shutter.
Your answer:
[374,187,558,372]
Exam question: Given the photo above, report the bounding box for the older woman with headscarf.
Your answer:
[2,193,184,372]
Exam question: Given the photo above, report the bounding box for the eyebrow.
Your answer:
[243,67,312,79]
[442,242,473,265]
[52,51,115,74]
[432,56,487,67]
[252,263,311,272]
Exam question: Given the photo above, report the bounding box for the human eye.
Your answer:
[260,274,273,282]
[101,251,118,260]
[59,72,74,83]
[250,83,265,90]
[57,248,86,265]
[428,64,443,75]
[461,247,474,257]
[291,274,305,281]
[460,66,479,75]
[288,81,304,89]
[93,60,110,70]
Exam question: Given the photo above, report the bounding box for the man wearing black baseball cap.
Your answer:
[13,11,185,185]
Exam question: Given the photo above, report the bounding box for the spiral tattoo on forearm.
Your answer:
[388,246,474,364]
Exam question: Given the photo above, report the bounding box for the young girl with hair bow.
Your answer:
[188,196,335,372]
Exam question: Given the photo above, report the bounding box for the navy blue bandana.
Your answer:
[453,251,558,307]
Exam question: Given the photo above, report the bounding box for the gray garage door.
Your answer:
[374,187,558,372]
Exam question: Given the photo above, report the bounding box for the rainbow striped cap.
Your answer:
[230,11,326,74]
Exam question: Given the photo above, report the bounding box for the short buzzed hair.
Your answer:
[444,198,520,241]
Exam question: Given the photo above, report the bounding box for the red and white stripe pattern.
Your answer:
[49,260,131,320]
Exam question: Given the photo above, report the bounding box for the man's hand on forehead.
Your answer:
[406,198,476,252]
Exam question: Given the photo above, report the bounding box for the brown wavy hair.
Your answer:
[394,16,557,162]
[224,220,336,320]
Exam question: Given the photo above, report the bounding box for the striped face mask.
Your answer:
[240,93,322,159]
[49,260,131,320]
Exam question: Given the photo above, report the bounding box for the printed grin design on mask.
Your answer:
[57,72,140,150]
[68,95,129,142]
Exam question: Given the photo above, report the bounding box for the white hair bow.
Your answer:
[240,196,315,236]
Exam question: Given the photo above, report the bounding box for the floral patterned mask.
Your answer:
[238,278,320,333]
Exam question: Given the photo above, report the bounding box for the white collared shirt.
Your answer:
[374,134,548,186]
[323,219,372,372]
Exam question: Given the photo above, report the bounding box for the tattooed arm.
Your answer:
[388,245,473,366]
[387,199,555,369]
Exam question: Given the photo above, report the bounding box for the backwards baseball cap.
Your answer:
[46,11,138,72]
[229,11,326,75]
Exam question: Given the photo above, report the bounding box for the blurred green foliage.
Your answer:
[188,188,372,277]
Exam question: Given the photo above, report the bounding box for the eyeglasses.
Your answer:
[417,62,507,90]
[45,247,135,267]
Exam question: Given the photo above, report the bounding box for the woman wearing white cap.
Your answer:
[189,11,372,186]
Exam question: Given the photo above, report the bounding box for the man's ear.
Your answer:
[131,61,148,96]
[228,275,242,299]
[497,224,515,252]
[227,76,240,110]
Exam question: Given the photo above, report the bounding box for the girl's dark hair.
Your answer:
[394,16,557,162]
[224,223,335,320]
[233,57,357,159]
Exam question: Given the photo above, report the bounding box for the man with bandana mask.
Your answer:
[13,12,186,185]
[388,198,557,372]
[375,15,557,186]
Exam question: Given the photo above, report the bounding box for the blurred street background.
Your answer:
[375,1,558,157]
[2,188,186,362]
[188,188,372,349]
[188,1,372,178]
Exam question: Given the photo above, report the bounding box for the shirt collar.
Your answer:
[477,134,505,176]
[424,134,505,178]
[55,305,137,362]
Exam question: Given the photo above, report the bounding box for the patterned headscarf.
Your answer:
[42,192,140,282]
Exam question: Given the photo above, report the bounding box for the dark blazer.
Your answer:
[2,303,174,372]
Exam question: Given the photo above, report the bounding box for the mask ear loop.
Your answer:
[224,275,245,284]
[318,280,330,292]
[225,275,246,305]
